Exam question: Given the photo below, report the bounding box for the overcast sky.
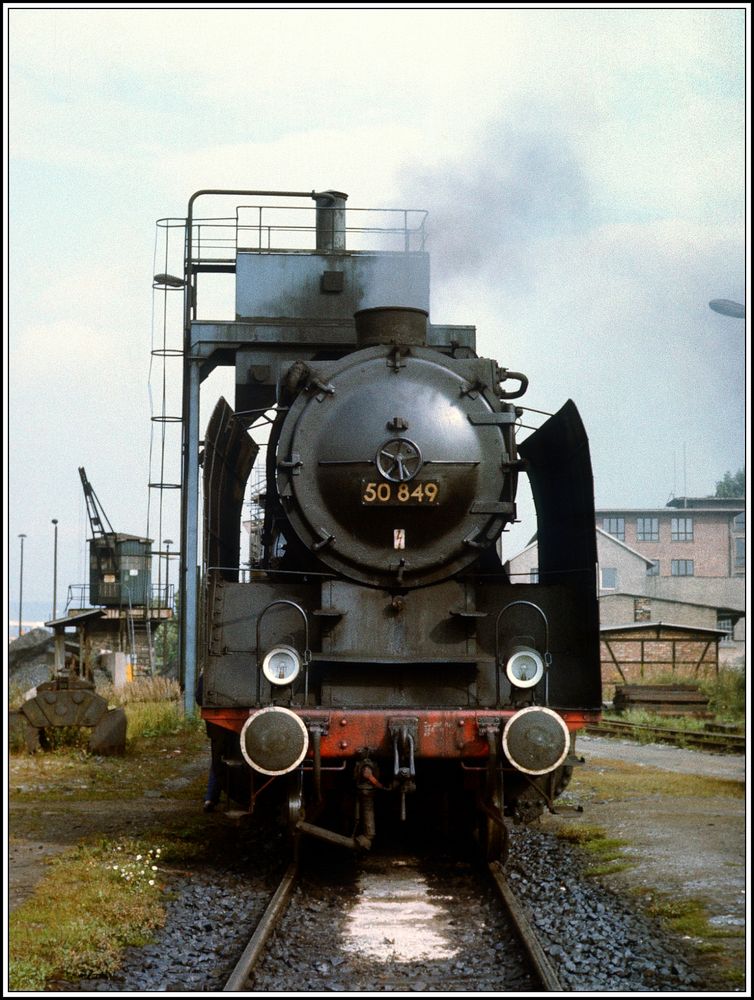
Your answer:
[6,5,749,625]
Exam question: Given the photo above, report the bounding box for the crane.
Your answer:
[78,466,118,588]
[79,466,115,540]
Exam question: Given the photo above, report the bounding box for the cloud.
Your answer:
[152,126,428,211]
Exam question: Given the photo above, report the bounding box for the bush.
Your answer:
[699,668,746,722]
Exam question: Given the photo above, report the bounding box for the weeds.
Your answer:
[9,674,202,753]
[589,883,751,988]
[628,888,746,958]
[698,669,746,722]
[555,823,632,877]
[570,757,744,801]
[125,700,202,742]
[99,676,182,705]
[604,708,709,733]
[608,666,745,729]
[9,837,168,991]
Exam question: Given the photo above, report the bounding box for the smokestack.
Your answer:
[354,307,428,348]
[313,190,348,251]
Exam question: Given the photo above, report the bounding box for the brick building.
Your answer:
[596,497,745,663]
[597,497,745,587]
[505,496,746,681]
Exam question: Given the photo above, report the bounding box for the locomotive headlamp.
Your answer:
[502,707,570,775]
[505,646,545,689]
[262,645,302,686]
[241,707,309,776]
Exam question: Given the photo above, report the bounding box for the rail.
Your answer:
[222,853,559,991]
[586,718,745,754]
[489,861,564,991]
[223,862,298,991]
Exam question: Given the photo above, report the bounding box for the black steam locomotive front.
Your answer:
[193,191,601,858]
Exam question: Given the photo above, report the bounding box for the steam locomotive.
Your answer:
[184,189,601,859]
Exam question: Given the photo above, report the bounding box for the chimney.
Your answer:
[354,307,428,348]
[313,190,348,251]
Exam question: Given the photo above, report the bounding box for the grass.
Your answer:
[639,892,746,944]
[555,752,746,988]
[569,757,744,802]
[626,887,747,986]
[554,823,632,876]
[8,671,220,991]
[698,668,746,722]
[604,707,709,732]
[9,837,168,990]
[9,728,208,803]
[10,674,204,759]
[9,675,207,803]
[554,810,746,986]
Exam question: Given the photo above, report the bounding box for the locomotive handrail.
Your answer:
[207,565,336,581]
[255,599,312,705]
[495,601,552,705]
[498,371,529,400]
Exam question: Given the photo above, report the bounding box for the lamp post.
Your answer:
[51,519,59,620]
[163,539,173,672]
[18,533,27,637]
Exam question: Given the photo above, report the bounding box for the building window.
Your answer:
[636,517,659,541]
[735,537,745,569]
[671,517,694,541]
[530,567,539,583]
[600,566,618,589]
[602,517,625,541]
[671,559,694,576]
[733,512,745,532]
[646,559,660,576]
[717,617,734,645]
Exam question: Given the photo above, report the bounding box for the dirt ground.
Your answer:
[541,733,748,984]
[7,732,749,986]
[7,747,209,913]
[566,734,746,912]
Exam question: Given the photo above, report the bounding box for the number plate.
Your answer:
[361,480,440,505]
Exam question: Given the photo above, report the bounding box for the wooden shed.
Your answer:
[600,621,727,702]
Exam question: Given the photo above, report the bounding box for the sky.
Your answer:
[5,5,749,627]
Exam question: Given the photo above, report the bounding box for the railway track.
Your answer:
[223,861,298,991]
[222,848,562,991]
[488,861,563,991]
[586,719,745,754]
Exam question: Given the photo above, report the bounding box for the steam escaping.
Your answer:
[398,117,591,286]
[393,110,745,527]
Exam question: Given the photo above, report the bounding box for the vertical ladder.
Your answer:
[124,598,155,677]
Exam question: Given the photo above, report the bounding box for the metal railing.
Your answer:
[156,205,429,269]
[65,583,175,612]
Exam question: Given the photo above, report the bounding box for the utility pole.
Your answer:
[163,539,173,671]
[52,519,59,620]
[18,533,27,637]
